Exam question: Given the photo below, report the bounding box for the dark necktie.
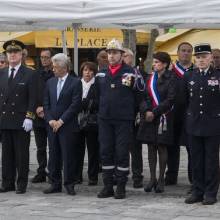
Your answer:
[8,68,15,85]
[200,71,205,76]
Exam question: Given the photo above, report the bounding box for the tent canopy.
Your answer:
[0,0,220,31]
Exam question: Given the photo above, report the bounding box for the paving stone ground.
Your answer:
[0,133,220,220]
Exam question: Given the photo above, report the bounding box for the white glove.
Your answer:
[22,118,33,132]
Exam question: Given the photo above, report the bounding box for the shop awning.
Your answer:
[1,29,150,50]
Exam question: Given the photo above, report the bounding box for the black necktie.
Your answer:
[8,68,15,85]
[201,71,206,76]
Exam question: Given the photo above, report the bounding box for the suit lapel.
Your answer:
[57,75,71,102]
[3,66,24,102]
[53,77,58,102]
[9,65,24,92]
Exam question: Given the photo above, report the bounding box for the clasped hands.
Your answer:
[49,119,64,132]
[145,111,154,122]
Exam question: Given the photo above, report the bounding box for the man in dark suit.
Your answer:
[32,48,54,183]
[166,42,194,186]
[43,53,82,195]
[184,44,220,205]
[123,48,145,188]
[0,40,36,194]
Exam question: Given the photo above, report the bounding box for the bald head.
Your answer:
[97,50,108,69]
[123,48,134,66]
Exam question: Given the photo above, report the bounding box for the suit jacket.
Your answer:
[0,65,37,129]
[183,67,220,136]
[44,74,82,132]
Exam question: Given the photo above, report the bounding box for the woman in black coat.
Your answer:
[137,52,176,193]
[76,61,99,185]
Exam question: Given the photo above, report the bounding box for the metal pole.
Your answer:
[144,29,159,74]
[61,30,67,55]
[72,23,80,75]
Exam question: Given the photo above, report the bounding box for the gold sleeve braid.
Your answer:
[26,111,35,120]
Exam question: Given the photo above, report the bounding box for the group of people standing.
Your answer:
[0,38,219,205]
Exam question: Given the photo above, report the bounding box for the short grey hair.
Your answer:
[123,48,134,57]
[52,53,70,70]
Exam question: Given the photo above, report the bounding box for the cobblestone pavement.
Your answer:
[0,134,220,220]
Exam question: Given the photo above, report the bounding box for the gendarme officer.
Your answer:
[0,40,36,194]
[184,43,220,205]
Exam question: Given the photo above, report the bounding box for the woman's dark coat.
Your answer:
[137,70,176,146]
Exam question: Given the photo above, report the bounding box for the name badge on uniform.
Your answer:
[111,84,115,88]
[208,80,219,86]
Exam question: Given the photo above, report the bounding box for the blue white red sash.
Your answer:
[147,72,167,134]
[147,72,160,108]
[172,61,186,78]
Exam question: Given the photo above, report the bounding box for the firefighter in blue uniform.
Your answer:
[184,44,220,205]
[96,39,145,199]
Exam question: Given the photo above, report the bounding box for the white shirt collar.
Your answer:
[8,63,21,77]
[58,73,68,82]
[199,67,210,74]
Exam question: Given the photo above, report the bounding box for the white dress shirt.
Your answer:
[8,63,21,78]
[57,73,68,99]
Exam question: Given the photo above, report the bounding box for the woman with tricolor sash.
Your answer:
[137,52,176,193]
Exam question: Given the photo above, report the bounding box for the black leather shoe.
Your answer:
[185,195,203,204]
[65,185,76,196]
[32,174,46,183]
[43,186,62,194]
[97,186,114,198]
[133,180,143,188]
[202,197,217,205]
[144,180,157,192]
[16,188,26,194]
[155,179,165,193]
[114,184,126,199]
[0,186,15,193]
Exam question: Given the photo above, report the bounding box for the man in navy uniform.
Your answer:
[184,44,220,205]
[0,40,36,194]
[96,39,144,199]
[43,53,82,195]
